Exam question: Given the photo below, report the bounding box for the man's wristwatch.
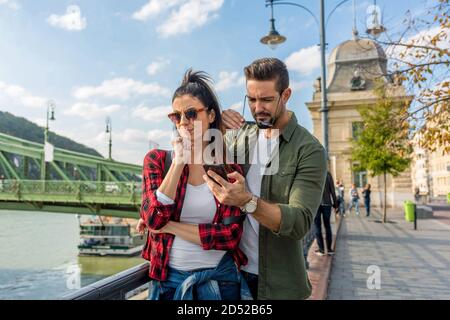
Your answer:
[241,194,258,214]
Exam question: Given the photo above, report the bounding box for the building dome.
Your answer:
[326,38,388,93]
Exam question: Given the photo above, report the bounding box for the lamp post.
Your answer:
[365,0,386,38]
[41,100,55,181]
[260,0,356,157]
[44,100,56,146]
[106,117,112,160]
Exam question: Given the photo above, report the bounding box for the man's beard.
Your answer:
[254,111,275,129]
[252,96,283,129]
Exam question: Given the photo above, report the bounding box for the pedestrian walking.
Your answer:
[314,171,338,256]
[362,184,371,217]
[348,184,360,216]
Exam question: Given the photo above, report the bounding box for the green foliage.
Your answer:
[351,84,412,178]
[0,111,102,157]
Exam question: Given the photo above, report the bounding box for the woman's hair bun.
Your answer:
[181,68,213,88]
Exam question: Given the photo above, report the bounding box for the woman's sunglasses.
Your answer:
[167,107,206,124]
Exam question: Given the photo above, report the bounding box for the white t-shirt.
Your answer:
[239,131,279,275]
[156,184,225,271]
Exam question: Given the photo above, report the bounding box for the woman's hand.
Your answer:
[149,221,174,235]
[171,127,191,165]
[149,221,201,245]
[136,218,147,235]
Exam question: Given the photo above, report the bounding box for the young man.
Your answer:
[202,58,327,299]
[314,171,338,257]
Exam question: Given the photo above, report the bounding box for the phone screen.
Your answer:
[203,164,228,185]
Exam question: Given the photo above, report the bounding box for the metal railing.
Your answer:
[61,262,150,300]
[0,179,142,205]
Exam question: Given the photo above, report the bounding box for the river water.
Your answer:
[0,210,145,300]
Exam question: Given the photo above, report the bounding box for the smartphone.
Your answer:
[203,164,230,185]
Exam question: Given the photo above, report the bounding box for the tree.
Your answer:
[376,0,449,153]
[0,111,102,157]
[351,84,412,223]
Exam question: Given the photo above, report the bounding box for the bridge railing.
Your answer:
[0,179,142,204]
[61,262,150,300]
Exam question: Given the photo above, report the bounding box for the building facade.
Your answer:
[306,38,414,208]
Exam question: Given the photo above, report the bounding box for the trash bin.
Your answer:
[404,201,415,222]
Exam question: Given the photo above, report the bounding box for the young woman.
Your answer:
[336,180,346,217]
[136,69,250,300]
[348,183,360,216]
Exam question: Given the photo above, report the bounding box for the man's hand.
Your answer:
[203,170,252,207]
[222,109,245,130]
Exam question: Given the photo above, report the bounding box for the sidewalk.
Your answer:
[307,212,342,300]
[327,206,450,300]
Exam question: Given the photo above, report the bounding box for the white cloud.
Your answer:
[146,58,170,75]
[158,0,224,37]
[72,78,171,100]
[290,81,311,91]
[133,0,224,38]
[47,5,87,31]
[94,128,172,162]
[227,101,243,111]
[63,102,122,119]
[131,104,171,122]
[54,123,173,165]
[121,128,149,144]
[132,0,184,21]
[0,81,47,108]
[96,128,171,146]
[0,0,20,10]
[148,129,172,142]
[20,96,48,108]
[387,26,450,64]
[99,127,170,149]
[215,71,245,92]
[285,45,321,76]
[34,118,46,127]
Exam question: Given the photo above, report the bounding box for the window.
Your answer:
[352,163,367,188]
[352,122,364,140]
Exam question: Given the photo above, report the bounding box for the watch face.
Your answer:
[246,201,257,213]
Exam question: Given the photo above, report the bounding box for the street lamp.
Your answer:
[45,99,56,145]
[260,0,355,156]
[106,116,112,160]
[366,0,386,38]
[41,100,56,181]
[260,1,286,50]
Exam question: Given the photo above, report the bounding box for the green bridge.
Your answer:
[0,132,143,218]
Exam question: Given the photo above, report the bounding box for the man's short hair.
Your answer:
[244,58,289,93]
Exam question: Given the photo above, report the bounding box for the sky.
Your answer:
[0,0,433,165]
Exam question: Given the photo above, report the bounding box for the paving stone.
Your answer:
[327,207,450,300]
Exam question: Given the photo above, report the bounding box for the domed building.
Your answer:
[306,37,414,208]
